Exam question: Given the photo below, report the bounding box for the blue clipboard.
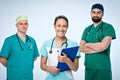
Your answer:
[57,46,79,72]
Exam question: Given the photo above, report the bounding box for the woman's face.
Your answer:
[54,18,68,38]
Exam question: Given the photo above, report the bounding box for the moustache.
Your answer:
[93,16,99,19]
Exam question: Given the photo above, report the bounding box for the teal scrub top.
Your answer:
[40,39,81,80]
[0,34,39,80]
[81,22,116,70]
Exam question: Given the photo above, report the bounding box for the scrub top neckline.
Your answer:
[92,22,103,31]
[17,34,28,44]
[53,40,67,50]
[93,22,103,28]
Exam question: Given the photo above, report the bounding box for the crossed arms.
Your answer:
[80,36,112,54]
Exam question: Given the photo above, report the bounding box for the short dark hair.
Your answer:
[54,15,68,26]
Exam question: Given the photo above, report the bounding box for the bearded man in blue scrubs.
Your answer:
[0,16,39,80]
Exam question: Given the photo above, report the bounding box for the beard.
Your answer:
[92,17,102,23]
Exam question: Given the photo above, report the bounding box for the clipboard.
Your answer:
[57,46,79,72]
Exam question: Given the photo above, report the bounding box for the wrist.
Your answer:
[65,57,70,63]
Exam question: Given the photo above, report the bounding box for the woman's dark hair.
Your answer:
[54,15,68,26]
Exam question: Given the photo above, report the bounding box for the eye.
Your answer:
[97,11,102,14]
[63,25,67,28]
[57,24,61,27]
[92,11,95,14]
[25,23,28,25]
[19,23,23,25]
[19,23,28,25]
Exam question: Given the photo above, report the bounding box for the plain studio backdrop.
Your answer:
[0,0,120,80]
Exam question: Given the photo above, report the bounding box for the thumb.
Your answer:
[61,52,66,56]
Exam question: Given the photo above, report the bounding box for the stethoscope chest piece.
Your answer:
[49,49,52,54]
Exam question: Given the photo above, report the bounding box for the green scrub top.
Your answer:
[0,34,39,80]
[81,22,116,70]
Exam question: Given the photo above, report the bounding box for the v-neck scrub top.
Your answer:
[0,34,39,80]
[40,39,80,80]
[81,22,116,70]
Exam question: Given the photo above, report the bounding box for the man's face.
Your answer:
[16,20,28,33]
[91,8,104,23]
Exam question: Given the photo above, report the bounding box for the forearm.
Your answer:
[65,58,79,71]
[85,42,107,52]
[80,40,97,54]
[80,45,98,54]
[40,63,51,72]
[0,57,7,67]
[85,42,103,51]
[34,58,37,61]
[1,63,7,67]
[85,37,112,52]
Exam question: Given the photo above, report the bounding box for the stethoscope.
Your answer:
[16,34,33,50]
[87,22,103,40]
[49,37,68,54]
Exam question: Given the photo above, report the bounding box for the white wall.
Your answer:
[0,0,120,80]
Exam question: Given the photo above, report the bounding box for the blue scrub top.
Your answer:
[40,39,80,80]
[0,34,39,80]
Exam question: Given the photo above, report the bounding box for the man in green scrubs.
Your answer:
[80,3,116,80]
[0,16,39,80]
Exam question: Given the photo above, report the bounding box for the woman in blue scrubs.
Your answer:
[40,15,80,80]
[0,16,39,80]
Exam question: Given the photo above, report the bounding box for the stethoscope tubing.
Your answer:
[49,37,68,54]
[16,34,31,50]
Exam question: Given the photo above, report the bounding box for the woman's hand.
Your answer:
[58,53,68,63]
[58,52,79,71]
[49,66,60,74]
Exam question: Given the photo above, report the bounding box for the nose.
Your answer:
[93,13,99,17]
[60,26,63,30]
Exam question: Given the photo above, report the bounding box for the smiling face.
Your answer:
[91,8,104,23]
[54,18,68,38]
[16,20,28,33]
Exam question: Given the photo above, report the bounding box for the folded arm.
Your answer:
[80,36,112,54]
[80,40,97,54]
[85,36,112,52]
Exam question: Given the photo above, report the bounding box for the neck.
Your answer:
[94,21,102,27]
[17,32,26,42]
[55,36,66,48]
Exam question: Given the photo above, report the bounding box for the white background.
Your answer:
[0,0,120,80]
